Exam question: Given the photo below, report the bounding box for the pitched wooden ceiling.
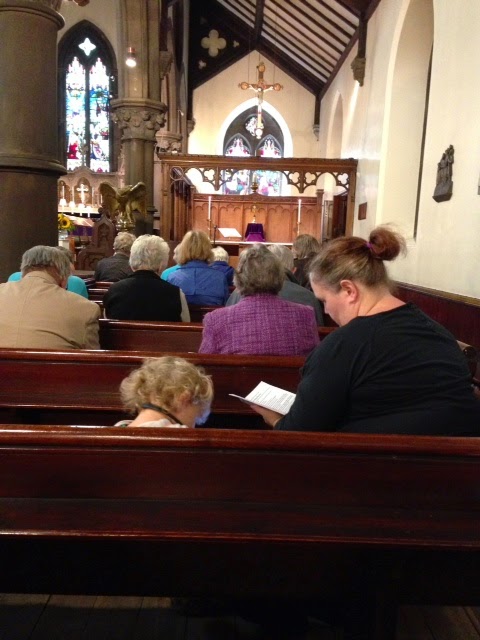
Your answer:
[188,0,380,96]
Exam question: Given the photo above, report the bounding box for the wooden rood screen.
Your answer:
[157,154,358,242]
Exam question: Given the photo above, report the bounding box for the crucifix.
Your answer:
[76,182,89,205]
[239,62,283,139]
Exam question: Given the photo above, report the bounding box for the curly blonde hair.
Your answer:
[120,356,213,424]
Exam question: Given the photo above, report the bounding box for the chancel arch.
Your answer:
[377,0,434,238]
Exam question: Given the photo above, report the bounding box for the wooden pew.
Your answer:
[1,424,480,640]
[188,304,221,322]
[88,287,109,302]
[0,349,304,428]
[98,319,336,353]
[99,319,204,352]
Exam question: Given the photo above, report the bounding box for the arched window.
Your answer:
[58,21,117,172]
[223,107,284,195]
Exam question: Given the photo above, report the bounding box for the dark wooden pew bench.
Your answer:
[98,319,336,353]
[1,424,480,639]
[0,349,305,428]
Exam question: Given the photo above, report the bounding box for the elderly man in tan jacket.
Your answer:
[0,246,100,349]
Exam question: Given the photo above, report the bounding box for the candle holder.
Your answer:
[296,221,302,236]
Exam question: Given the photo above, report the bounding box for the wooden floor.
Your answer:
[0,595,479,640]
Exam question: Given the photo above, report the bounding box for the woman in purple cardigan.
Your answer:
[199,244,319,356]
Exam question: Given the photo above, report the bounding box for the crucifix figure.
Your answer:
[239,62,283,139]
[76,182,89,205]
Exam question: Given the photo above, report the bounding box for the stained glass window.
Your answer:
[60,26,116,173]
[225,136,251,156]
[223,108,284,196]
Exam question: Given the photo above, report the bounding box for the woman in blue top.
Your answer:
[166,230,229,306]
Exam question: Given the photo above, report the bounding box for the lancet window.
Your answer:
[59,22,117,172]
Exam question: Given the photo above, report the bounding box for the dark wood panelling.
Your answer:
[395,282,480,352]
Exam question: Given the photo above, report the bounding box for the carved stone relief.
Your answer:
[112,106,166,142]
[433,145,454,203]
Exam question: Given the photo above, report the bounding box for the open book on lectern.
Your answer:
[218,228,242,238]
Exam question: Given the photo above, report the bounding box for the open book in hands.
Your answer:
[229,381,296,416]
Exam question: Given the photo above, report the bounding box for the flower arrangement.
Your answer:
[58,214,76,233]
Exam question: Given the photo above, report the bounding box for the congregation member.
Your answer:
[94,231,135,282]
[165,230,229,306]
[8,246,88,299]
[227,243,324,325]
[209,246,235,286]
[160,244,181,281]
[199,244,319,356]
[103,234,190,321]
[116,356,213,428]
[251,226,480,435]
[0,245,100,349]
[292,233,321,289]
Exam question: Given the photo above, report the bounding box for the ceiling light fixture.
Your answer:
[125,47,137,68]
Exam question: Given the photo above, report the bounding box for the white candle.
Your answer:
[61,184,65,199]
[297,198,302,224]
[207,196,212,221]
[91,186,95,205]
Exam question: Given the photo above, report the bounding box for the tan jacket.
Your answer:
[0,271,101,349]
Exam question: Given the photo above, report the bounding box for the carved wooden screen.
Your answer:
[158,155,357,243]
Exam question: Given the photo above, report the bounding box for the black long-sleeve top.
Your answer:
[277,303,480,435]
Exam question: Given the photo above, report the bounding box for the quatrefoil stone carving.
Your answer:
[201,29,226,57]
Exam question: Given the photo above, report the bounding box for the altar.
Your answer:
[191,193,322,245]
[214,240,292,256]
[157,155,358,244]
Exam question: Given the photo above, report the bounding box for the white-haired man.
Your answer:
[0,246,100,349]
[103,234,190,321]
[94,231,136,282]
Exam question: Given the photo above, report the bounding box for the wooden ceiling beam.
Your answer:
[269,0,345,57]
[263,23,333,78]
[253,0,265,46]
[257,38,323,94]
[316,0,357,29]
[302,0,356,39]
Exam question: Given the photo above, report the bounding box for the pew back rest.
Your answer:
[0,349,303,421]
[99,319,204,352]
[98,320,336,353]
[1,425,480,550]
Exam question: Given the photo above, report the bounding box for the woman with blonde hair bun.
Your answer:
[116,356,213,428]
[251,226,480,435]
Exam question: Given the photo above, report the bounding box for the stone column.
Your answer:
[0,0,66,281]
[112,0,167,234]
[111,99,166,233]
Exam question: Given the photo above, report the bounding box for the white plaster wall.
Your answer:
[188,53,317,159]
[318,0,480,299]
[58,0,120,55]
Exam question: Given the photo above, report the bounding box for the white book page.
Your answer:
[218,227,242,238]
[229,381,296,415]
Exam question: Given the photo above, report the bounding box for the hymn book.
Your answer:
[229,381,296,415]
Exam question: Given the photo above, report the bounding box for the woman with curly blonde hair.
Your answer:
[117,356,213,428]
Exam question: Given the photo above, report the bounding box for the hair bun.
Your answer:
[368,226,406,262]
